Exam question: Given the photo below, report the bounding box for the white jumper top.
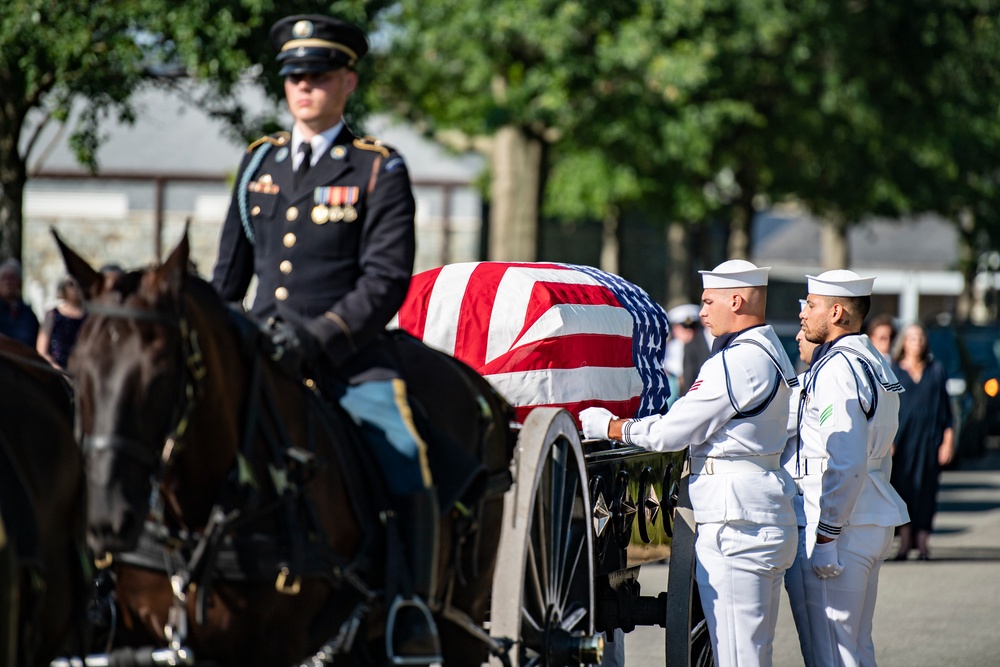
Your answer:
[622,325,798,525]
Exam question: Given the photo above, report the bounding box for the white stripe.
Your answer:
[487,266,602,363]
[485,366,642,406]
[513,303,634,349]
[421,262,479,355]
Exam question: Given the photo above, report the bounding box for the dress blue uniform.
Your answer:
[210,15,439,663]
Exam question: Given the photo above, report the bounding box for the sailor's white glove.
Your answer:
[811,540,844,579]
[579,407,616,440]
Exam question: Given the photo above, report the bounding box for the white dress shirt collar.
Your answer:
[292,120,345,168]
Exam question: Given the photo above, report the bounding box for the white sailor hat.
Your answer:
[667,303,701,326]
[699,259,770,289]
[806,269,875,297]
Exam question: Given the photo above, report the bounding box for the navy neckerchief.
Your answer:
[710,323,766,357]
[810,331,864,366]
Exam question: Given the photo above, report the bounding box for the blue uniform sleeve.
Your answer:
[211,150,257,303]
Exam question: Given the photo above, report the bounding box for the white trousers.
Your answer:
[695,521,796,667]
[783,527,817,667]
[786,523,893,667]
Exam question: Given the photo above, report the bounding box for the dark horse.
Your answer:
[0,337,89,666]
[58,231,514,666]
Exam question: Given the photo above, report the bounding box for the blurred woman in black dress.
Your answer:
[890,323,954,560]
[36,275,86,370]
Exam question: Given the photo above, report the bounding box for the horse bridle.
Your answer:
[81,297,383,662]
[81,299,207,475]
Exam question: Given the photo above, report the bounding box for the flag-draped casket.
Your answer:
[396,262,672,425]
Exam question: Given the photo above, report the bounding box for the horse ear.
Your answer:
[51,227,102,297]
[157,224,190,300]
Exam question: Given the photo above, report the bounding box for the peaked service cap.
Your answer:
[270,15,368,76]
[699,259,770,289]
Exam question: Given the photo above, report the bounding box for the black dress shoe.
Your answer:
[917,552,930,561]
[893,551,908,561]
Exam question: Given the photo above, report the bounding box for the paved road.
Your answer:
[620,452,1000,666]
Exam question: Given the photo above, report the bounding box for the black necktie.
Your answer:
[295,142,312,188]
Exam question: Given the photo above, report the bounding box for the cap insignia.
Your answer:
[292,20,314,38]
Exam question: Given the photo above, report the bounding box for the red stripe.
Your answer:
[452,263,570,367]
[452,263,507,368]
[512,397,642,426]
[478,334,632,375]
[516,282,620,344]
[396,267,442,340]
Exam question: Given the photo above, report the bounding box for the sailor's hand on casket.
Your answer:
[579,407,616,440]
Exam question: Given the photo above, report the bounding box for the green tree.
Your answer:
[0,0,386,262]
[371,0,725,263]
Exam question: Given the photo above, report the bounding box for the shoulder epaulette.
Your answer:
[353,136,391,158]
[246,131,290,153]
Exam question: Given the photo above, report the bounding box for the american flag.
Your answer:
[396,262,671,424]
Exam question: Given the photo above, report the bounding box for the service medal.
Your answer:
[312,204,330,225]
[342,205,358,222]
[330,205,345,222]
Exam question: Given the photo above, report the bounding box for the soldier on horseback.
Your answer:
[211,14,440,663]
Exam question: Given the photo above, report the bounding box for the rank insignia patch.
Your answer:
[820,404,834,426]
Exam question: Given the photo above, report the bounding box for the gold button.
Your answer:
[275,287,288,301]
[280,260,293,274]
[283,233,296,247]
[251,205,261,216]
[286,207,299,221]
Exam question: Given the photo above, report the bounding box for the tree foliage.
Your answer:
[0,0,386,261]
[371,0,1000,284]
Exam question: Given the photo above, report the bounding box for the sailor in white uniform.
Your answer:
[581,260,798,667]
[782,326,819,667]
[792,270,909,667]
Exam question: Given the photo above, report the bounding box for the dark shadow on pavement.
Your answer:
[884,546,1000,562]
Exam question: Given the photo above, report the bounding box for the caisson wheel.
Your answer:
[489,409,601,667]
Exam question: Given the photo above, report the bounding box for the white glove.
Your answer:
[811,540,844,579]
[579,407,616,440]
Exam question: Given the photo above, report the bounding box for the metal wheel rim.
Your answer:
[490,408,595,667]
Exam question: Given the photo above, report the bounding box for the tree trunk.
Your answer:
[0,111,26,263]
[488,125,542,261]
[726,196,755,260]
[955,209,977,323]
[820,213,849,269]
[599,206,620,275]
[666,221,691,306]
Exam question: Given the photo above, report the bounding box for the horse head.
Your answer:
[57,230,231,559]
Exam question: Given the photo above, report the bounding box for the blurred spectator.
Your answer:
[665,304,700,398]
[890,323,954,561]
[36,275,87,370]
[865,313,897,361]
[0,259,39,347]
[99,264,125,291]
[682,313,713,395]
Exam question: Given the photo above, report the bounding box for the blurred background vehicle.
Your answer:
[925,321,1000,462]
